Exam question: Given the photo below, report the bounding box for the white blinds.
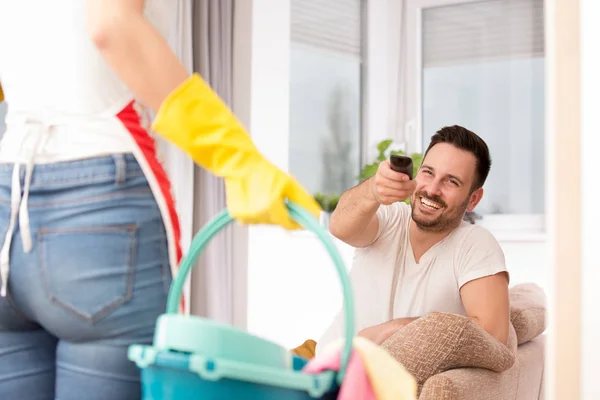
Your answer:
[290,0,362,59]
[423,0,544,68]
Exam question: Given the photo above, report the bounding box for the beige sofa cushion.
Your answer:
[418,335,545,400]
[509,283,546,345]
[381,312,516,386]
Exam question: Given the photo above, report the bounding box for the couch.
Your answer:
[381,283,546,399]
[293,283,546,399]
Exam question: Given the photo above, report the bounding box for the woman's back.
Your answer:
[0,0,174,163]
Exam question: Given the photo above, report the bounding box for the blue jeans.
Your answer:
[0,154,172,399]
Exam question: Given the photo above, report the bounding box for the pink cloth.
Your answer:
[302,348,376,400]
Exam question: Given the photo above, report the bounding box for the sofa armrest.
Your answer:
[381,312,517,387]
[419,365,519,400]
[419,335,546,400]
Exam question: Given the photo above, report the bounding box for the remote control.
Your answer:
[389,155,414,180]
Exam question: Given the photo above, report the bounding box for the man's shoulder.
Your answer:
[450,221,503,251]
[449,221,508,287]
[446,222,506,269]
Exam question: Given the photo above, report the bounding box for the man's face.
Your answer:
[410,143,483,232]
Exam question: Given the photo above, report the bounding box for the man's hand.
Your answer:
[371,160,417,205]
[357,317,418,345]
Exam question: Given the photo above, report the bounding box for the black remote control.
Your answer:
[389,155,414,180]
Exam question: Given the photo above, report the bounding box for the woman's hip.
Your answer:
[0,154,172,340]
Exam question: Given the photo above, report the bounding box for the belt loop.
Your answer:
[113,154,126,185]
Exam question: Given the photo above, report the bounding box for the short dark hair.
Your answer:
[423,125,491,190]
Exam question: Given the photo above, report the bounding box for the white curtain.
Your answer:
[160,0,195,314]
[189,0,235,325]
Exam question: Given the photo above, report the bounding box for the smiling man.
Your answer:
[321,125,510,350]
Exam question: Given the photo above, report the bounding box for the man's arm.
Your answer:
[86,0,189,112]
[328,177,380,248]
[460,272,510,345]
[357,277,509,345]
[357,317,418,345]
[357,273,509,346]
[329,160,416,248]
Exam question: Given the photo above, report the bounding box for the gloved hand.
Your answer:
[151,73,321,230]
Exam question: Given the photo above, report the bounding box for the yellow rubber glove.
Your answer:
[151,73,321,230]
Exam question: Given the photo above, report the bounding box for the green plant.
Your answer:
[358,139,424,204]
[314,192,340,213]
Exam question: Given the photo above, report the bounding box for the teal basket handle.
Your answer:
[165,201,355,384]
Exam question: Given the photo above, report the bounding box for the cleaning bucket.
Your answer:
[128,201,356,399]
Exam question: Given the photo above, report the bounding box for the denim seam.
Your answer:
[0,188,153,207]
[56,360,141,382]
[37,224,137,323]
[0,154,138,170]
[157,223,170,296]
[113,154,127,185]
[0,223,33,325]
[31,170,145,187]
[4,289,37,325]
[0,366,55,383]
[0,170,145,188]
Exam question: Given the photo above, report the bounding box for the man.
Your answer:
[319,125,509,351]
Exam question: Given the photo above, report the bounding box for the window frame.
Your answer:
[402,0,546,238]
[287,0,369,192]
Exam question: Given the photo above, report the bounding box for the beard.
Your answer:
[410,190,469,232]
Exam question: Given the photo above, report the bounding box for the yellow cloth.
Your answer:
[353,337,417,400]
[321,337,418,400]
[152,74,321,229]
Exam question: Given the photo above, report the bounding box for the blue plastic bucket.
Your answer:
[128,202,355,399]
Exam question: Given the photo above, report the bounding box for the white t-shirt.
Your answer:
[318,202,508,351]
[0,0,174,164]
[0,1,183,291]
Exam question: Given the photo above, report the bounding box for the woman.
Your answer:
[0,1,319,398]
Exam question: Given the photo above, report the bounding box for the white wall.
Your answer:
[544,0,583,398]
[0,101,6,138]
[580,0,599,397]
[247,229,355,348]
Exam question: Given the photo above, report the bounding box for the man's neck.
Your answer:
[408,220,455,263]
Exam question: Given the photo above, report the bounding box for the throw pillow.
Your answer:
[509,283,546,345]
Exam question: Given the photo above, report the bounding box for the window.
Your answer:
[289,0,364,196]
[407,0,545,231]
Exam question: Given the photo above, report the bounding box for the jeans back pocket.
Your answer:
[38,224,137,323]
